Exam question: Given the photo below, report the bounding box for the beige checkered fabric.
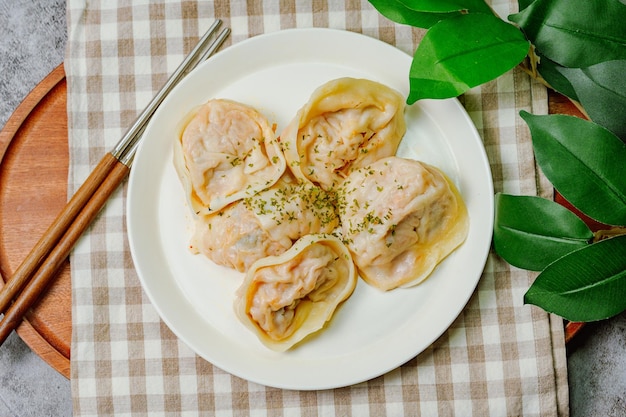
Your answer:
[66,1,569,416]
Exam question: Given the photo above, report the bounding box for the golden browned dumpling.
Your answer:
[174,98,286,214]
[190,174,338,272]
[337,156,469,291]
[280,78,406,190]
[234,234,356,351]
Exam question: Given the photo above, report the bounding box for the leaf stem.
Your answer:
[517,57,591,120]
[594,227,626,243]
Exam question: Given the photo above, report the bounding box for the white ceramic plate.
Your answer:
[127,28,494,390]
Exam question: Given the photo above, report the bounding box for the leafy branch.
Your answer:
[368,0,626,322]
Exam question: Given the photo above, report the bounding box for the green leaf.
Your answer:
[538,58,626,142]
[551,60,626,143]
[367,0,493,28]
[367,0,460,28]
[493,193,592,271]
[509,0,626,68]
[407,13,529,102]
[537,55,579,102]
[516,0,535,11]
[395,0,492,13]
[520,111,626,226]
[525,235,626,322]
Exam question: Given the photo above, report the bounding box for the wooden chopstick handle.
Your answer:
[0,153,119,314]
[0,159,130,346]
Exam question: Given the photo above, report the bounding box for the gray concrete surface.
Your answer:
[1,1,625,416]
[0,1,72,416]
[567,312,626,417]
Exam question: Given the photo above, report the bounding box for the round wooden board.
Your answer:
[0,64,71,378]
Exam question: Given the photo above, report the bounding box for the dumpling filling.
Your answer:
[338,156,469,290]
[190,174,338,272]
[235,235,356,351]
[174,98,285,214]
[248,243,337,339]
[281,77,406,190]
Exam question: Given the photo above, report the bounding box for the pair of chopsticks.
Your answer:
[0,20,230,346]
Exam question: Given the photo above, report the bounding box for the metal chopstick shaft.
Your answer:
[118,26,231,168]
[111,19,223,160]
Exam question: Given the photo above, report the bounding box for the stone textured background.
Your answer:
[0,1,72,416]
[0,1,625,416]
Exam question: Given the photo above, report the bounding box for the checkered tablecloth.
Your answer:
[65,1,569,415]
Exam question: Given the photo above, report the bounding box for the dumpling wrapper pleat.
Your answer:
[174,99,286,215]
[190,173,339,272]
[280,77,406,191]
[338,156,469,291]
[234,234,356,352]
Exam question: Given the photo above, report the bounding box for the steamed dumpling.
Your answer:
[280,78,406,190]
[190,174,339,272]
[234,234,356,351]
[174,98,286,214]
[337,156,469,291]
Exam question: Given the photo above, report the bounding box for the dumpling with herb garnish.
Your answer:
[174,98,286,214]
[280,77,406,191]
[337,156,469,291]
[234,234,356,351]
[190,173,339,272]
